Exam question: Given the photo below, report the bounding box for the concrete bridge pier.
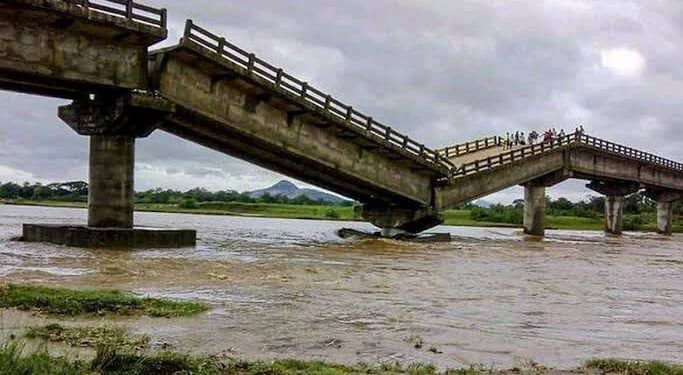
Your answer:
[587,180,640,235]
[358,204,443,238]
[22,94,196,248]
[88,135,135,228]
[645,189,681,235]
[523,183,546,236]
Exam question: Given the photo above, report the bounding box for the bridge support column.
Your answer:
[358,204,443,238]
[645,189,681,235]
[523,183,546,236]
[88,135,135,228]
[22,94,196,248]
[587,181,640,235]
[656,201,673,235]
[604,196,625,235]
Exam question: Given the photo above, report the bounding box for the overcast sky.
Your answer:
[1,0,682,203]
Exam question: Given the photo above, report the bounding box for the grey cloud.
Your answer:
[1,0,682,202]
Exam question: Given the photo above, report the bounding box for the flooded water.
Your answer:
[0,204,681,369]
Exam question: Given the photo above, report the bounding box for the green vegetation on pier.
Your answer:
[0,284,207,317]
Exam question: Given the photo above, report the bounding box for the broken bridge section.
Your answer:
[148,20,452,232]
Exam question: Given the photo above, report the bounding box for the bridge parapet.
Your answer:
[443,133,683,182]
[61,0,168,29]
[436,136,502,159]
[176,20,452,175]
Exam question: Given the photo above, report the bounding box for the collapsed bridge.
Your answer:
[1,0,681,247]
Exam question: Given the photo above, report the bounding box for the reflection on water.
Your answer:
[0,204,682,368]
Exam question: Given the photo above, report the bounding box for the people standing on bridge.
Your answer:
[559,129,566,138]
[543,130,552,143]
[528,131,538,145]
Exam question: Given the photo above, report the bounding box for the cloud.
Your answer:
[601,48,646,78]
[1,0,683,203]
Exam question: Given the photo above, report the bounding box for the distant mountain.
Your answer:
[245,180,348,204]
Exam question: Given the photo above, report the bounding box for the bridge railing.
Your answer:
[182,20,453,172]
[64,0,167,28]
[437,136,502,159]
[579,134,683,171]
[447,132,683,180]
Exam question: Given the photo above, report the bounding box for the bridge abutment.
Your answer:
[523,183,546,236]
[587,181,640,235]
[22,94,196,248]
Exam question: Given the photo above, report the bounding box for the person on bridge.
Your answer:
[528,131,538,145]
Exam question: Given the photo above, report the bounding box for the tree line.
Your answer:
[0,181,353,207]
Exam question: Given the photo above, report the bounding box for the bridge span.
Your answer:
[1,0,681,247]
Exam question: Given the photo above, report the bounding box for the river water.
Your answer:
[0,204,681,368]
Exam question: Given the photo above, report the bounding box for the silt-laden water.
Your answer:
[0,205,681,368]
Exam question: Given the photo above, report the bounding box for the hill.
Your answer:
[245,180,348,204]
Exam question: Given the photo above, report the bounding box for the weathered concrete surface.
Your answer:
[656,202,674,235]
[645,190,682,235]
[357,204,443,236]
[0,0,166,98]
[523,183,546,236]
[151,44,437,208]
[586,181,639,235]
[570,145,683,191]
[436,150,566,209]
[58,93,173,137]
[22,224,196,248]
[88,135,135,228]
[604,196,625,235]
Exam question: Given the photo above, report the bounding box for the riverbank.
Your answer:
[1,285,681,375]
[2,340,682,375]
[3,200,679,232]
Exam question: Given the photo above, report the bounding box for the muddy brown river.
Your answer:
[0,205,681,368]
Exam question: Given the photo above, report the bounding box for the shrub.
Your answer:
[178,198,198,209]
[324,208,340,219]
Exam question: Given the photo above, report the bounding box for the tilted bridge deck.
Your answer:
[175,20,453,175]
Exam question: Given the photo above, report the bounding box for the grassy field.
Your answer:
[3,200,680,232]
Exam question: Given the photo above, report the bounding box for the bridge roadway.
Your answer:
[1,0,681,246]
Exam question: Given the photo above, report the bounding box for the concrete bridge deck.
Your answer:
[435,133,683,235]
[0,0,682,246]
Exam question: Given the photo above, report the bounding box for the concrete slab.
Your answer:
[21,224,196,249]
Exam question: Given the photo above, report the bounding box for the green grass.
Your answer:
[0,342,91,375]
[26,324,150,352]
[0,284,207,318]
[585,359,683,375]
[0,342,492,375]
[2,341,683,375]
